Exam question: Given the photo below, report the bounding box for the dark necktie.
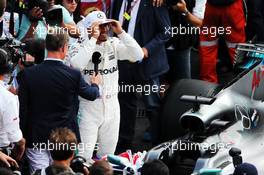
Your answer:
[0,21,3,37]
[122,0,133,32]
[9,11,15,36]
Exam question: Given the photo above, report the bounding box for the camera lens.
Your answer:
[71,156,87,174]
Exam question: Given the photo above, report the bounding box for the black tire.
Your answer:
[160,79,220,142]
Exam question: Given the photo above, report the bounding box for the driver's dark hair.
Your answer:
[141,160,169,175]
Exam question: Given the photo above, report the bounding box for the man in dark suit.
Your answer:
[18,27,101,173]
[112,0,171,152]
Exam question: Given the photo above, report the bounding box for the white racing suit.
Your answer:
[69,31,143,160]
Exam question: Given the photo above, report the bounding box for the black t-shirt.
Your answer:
[207,0,235,6]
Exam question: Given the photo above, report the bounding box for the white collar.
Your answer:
[44,58,64,63]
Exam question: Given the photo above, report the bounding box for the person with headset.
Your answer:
[0,49,25,163]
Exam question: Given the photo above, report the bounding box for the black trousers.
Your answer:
[116,61,161,153]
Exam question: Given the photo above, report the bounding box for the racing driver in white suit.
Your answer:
[69,11,144,160]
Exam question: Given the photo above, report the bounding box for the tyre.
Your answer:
[160,79,220,142]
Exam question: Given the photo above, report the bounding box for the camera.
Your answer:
[46,8,63,26]
[70,156,90,174]
[0,38,26,65]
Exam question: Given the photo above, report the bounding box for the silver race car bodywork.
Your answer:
[145,44,264,174]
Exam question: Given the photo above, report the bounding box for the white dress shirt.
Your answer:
[44,58,64,63]
[118,0,141,37]
[0,80,23,148]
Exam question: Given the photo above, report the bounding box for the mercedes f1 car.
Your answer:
[144,43,264,175]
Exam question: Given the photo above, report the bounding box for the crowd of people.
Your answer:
[0,0,264,174]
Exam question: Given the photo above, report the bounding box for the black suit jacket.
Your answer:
[112,0,171,81]
[18,60,100,148]
[247,0,264,42]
